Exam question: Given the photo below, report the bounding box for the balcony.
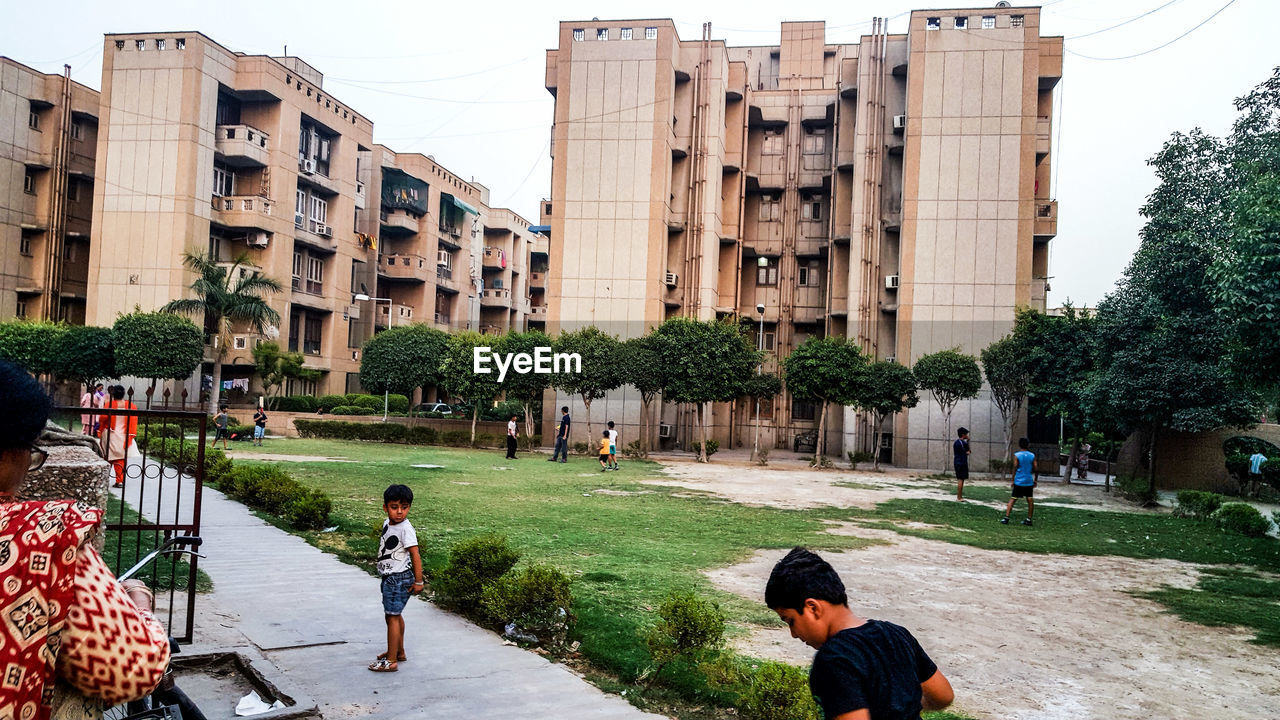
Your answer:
[1035,201,1058,239]
[215,124,270,167]
[529,271,546,289]
[1036,117,1051,157]
[482,247,507,271]
[479,324,504,336]
[433,312,451,326]
[294,217,338,253]
[380,208,420,237]
[435,266,464,294]
[529,305,548,318]
[375,303,415,328]
[379,253,428,282]
[297,159,340,196]
[211,195,273,230]
[480,287,512,307]
[796,236,828,258]
[437,224,463,250]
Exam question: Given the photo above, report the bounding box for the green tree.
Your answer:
[742,371,783,463]
[440,330,502,444]
[253,341,320,400]
[783,336,867,464]
[359,324,449,398]
[654,318,759,462]
[858,361,918,471]
[494,329,553,444]
[618,333,670,457]
[981,334,1032,463]
[1084,130,1257,496]
[552,326,624,449]
[51,325,116,390]
[161,252,282,414]
[112,311,204,388]
[1010,305,1096,435]
[913,348,982,471]
[0,320,67,376]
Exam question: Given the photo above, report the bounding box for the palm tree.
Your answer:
[163,252,282,414]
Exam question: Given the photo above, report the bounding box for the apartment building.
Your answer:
[79,32,544,401]
[1,57,99,324]
[543,9,1061,467]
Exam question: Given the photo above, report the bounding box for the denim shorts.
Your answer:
[253,425,265,439]
[380,569,414,615]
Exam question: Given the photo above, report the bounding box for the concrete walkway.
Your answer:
[114,460,663,720]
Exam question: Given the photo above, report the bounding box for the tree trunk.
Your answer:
[522,401,534,449]
[1002,416,1014,466]
[582,395,593,452]
[639,394,651,457]
[698,402,710,463]
[1147,425,1158,497]
[208,353,224,416]
[815,399,828,466]
[752,396,762,464]
[872,412,883,471]
[470,404,479,446]
[942,408,953,473]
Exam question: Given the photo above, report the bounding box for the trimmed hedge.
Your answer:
[1174,490,1224,520]
[291,419,505,448]
[433,534,520,609]
[267,395,319,412]
[318,394,348,410]
[1213,503,1273,538]
[329,405,376,416]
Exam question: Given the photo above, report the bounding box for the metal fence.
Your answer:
[55,386,206,642]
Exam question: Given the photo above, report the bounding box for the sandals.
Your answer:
[368,658,398,672]
[376,652,407,663]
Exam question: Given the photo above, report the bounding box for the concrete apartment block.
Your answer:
[0,57,99,324]
[544,9,1061,466]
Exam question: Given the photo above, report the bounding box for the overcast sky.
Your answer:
[3,0,1270,307]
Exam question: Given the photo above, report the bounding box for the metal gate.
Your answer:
[56,386,206,642]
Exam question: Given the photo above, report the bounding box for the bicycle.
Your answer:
[104,535,208,720]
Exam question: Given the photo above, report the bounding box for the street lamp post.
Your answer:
[753,289,766,463]
[354,292,394,421]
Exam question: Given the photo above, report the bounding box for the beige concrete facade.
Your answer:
[1,57,99,324]
[544,9,1061,466]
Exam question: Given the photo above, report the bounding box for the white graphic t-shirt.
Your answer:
[608,429,618,449]
[377,519,418,575]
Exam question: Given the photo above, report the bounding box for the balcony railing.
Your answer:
[480,287,511,307]
[211,194,272,229]
[376,303,415,327]
[530,305,547,317]
[380,208,419,235]
[215,124,270,167]
[1035,201,1058,239]
[1036,116,1051,156]
[482,247,507,270]
[529,271,545,288]
[380,253,428,282]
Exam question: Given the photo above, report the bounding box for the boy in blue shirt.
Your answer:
[1001,437,1038,526]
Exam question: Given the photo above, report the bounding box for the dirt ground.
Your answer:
[648,460,1280,720]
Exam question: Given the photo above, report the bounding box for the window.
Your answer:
[1011,15,1024,28]
[310,196,327,223]
[798,261,820,286]
[136,39,146,51]
[803,126,827,155]
[762,128,784,155]
[981,16,995,29]
[233,336,247,350]
[23,170,36,194]
[645,27,658,40]
[756,330,776,352]
[155,39,165,50]
[295,190,306,225]
[926,17,941,30]
[208,234,223,259]
[67,179,79,203]
[70,121,82,140]
[620,27,633,40]
[19,234,32,255]
[306,256,324,294]
[28,108,39,131]
[758,195,780,222]
[303,315,322,355]
[954,17,967,29]
[597,28,609,41]
[791,400,817,420]
[348,319,362,349]
[212,165,234,197]
[115,40,125,50]
[292,251,303,290]
[573,29,585,41]
[176,38,185,49]
[15,300,26,319]
[802,197,822,221]
[757,259,778,286]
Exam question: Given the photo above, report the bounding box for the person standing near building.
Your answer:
[252,402,268,447]
[953,427,970,501]
[548,406,571,463]
[506,415,519,459]
[79,385,95,435]
[98,385,137,489]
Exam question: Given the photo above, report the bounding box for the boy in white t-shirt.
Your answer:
[369,484,423,672]
[606,420,619,471]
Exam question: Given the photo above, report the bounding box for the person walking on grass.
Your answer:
[606,420,619,470]
[1248,450,1269,496]
[953,427,970,501]
[252,403,268,447]
[506,414,519,460]
[370,484,423,673]
[766,547,955,720]
[598,430,611,472]
[211,405,230,451]
[1002,437,1038,526]
[549,406,571,463]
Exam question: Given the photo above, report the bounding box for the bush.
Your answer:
[737,661,821,720]
[329,405,375,416]
[224,464,332,530]
[645,591,726,684]
[203,449,234,488]
[267,395,318,412]
[988,458,1012,474]
[318,394,348,411]
[440,430,472,447]
[386,394,410,413]
[691,439,720,458]
[479,564,574,644]
[1213,503,1273,538]
[433,534,521,609]
[349,394,383,411]
[573,441,589,455]
[808,455,833,468]
[847,450,873,469]
[756,447,769,466]
[621,439,644,459]
[405,426,439,445]
[286,490,333,530]
[481,399,526,422]
[1116,473,1157,505]
[1175,490,1224,520]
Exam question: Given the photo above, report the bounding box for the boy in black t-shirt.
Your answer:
[766,548,954,720]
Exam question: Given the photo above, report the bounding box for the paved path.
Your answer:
[114,459,663,720]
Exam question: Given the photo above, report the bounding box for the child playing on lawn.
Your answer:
[1002,437,1038,526]
[598,430,611,472]
[607,420,619,470]
[766,547,954,720]
[370,484,423,673]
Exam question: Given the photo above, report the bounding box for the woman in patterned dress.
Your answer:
[0,360,170,720]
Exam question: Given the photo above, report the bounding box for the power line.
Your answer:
[500,139,550,208]
[1066,0,1243,61]
[1066,0,1188,40]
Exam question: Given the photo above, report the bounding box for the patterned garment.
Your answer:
[0,501,170,720]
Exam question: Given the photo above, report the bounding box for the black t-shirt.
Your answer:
[809,620,939,720]
[254,410,267,427]
[558,414,571,437]
[953,438,969,465]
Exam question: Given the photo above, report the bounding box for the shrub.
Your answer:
[621,439,644,459]
[329,405,375,416]
[644,591,726,687]
[1115,473,1157,505]
[479,564,574,644]
[809,455,833,469]
[286,490,333,530]
[349,394,383,411]
[386,394,410,413]
[223,464,332,530]
[691,439,720,458]
[988,458,1012,474]
[203,449,233,488]
[1175,490,1224,520]
[572,441,589,455]
[756,447,770,466]
[440,430,472,447]
[1213,503,1273,538]
[404,426,439,445]
[317,394,348,411]
[267,395,318,412]
[433,534,521,609]
[847,450,873,469]
[737,661,821,720]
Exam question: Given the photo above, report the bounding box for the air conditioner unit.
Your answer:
[885,274,900,290]
[302,158,316,174]
[664,272,678,287]
[318,224,333,238]
[437,249,450,266]
[450,227,462,238]
[885,355,897,364]
[892,115,906,132]
[246,231,270,248]
[294,212,305,227]
[658,423,673,438]
[493,278,504,289]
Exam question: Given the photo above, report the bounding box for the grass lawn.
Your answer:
[102,494,212,593]
[937,482,1082,505]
